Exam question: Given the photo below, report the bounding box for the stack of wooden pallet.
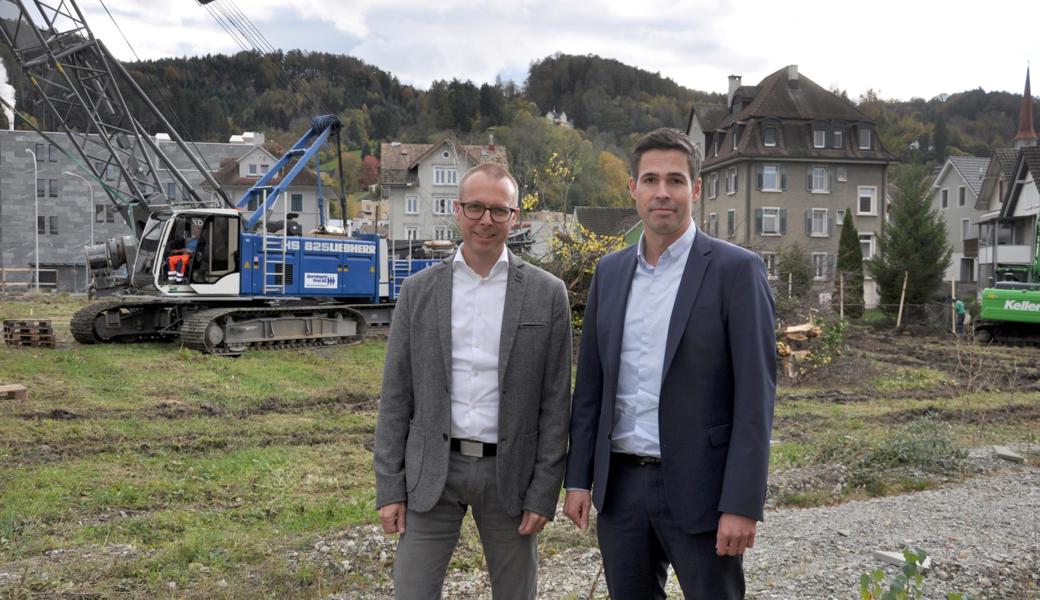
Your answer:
[0,384,28,401]
[3,319,55,348]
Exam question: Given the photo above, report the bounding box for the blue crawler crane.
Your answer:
[0,0,436,354]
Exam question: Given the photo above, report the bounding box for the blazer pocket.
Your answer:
[404,424,427,493]
[708,423,733,447]
[518,322,548,329]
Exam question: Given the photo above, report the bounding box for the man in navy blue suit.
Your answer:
[563,128,776,599]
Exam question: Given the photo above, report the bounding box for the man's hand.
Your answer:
[378,502,406,534]
[563,490,591,530]
[716,513,757,556]
[518,511,548,536]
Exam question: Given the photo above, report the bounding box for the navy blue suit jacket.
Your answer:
[564,231,776,534]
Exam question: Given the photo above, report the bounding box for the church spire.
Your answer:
[1014,65,1038,148]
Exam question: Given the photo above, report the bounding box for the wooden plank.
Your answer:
[0,384,29,401]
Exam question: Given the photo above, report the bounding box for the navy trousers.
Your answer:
[596,457,744,599]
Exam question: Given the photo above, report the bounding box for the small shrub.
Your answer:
[859,548,969,600]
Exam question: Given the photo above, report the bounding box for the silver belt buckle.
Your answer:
[459,439,483,457]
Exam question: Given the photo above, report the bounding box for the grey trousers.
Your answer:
[392,452,537,600]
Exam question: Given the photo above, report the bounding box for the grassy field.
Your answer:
[1,294,1038,597]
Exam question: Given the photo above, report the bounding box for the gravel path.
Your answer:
[332,448,1039,599]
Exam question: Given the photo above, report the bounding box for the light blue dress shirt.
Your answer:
[612,223,697,457]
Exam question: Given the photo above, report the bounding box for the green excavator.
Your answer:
[974,214,1040,343]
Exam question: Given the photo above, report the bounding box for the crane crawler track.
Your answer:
[179,305,367,356]
[70,299,180,344]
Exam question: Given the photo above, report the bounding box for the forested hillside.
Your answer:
[4,42,1036,209]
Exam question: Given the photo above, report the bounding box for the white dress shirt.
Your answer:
[450,244,510,443]
[612,224,697,457]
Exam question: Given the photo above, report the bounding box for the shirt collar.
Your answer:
[637,221,697,267]
[453,243,510,278]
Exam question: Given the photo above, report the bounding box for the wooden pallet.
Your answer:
[0,384,28,401]
[3,319,55,348]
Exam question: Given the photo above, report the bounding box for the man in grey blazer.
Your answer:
[374,163,572,599]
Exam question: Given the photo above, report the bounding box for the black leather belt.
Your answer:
[451,438,497,457]
[613,452,662,466]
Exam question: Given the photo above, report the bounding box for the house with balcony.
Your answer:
[976,67,1039,288]
[929,156,989,286]
[379,136,507,246]
[689,65,896,306]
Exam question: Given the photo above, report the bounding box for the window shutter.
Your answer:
[829,209,836,235]
[806,167,813,192]
[728,210,735,236]
[755,208,763,234]
[779,208,788,235]
[827,168,834,192]
[805,209,812,236]
[780,166,787,191]
[827,254,836,278]
[756,165,763,191]
[733,169,738,193]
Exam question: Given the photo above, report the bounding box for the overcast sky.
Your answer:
[67,0,1037,102]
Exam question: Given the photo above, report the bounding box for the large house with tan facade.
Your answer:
[688,65,896,306]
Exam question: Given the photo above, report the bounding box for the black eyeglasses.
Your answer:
[458,202,518,223]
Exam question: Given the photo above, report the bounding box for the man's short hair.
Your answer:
[459,163,519,205]
[630,128,701,181]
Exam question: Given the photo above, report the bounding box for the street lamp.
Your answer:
[65,170,94,290]
[25,148,38,292]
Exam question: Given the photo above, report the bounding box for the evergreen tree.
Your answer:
[868,165,951,321]
[776,243,813,299]
[833,210,865,318]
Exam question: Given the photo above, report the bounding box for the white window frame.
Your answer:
[762,165,780,192]
[731,127,739,150]
[727,208,736,237]
[836,166,848,182]
[858,128,872,150]
[405,195,419,215]
[810,208,829,237]
[405,226,419,241]
[260,163,270,175]
[433,225,453,241]
[810,167,829,193]
[248,163,258,175]
[811,252,827,280]
[434,166,458,185]
[837,208,846,225]
[726,167,737,195]
[712,136,720,157]
[813,129,826,148]
[833,129,843,149]
[708,212,719,237]
[857,186,877,216]
[859,233,875,260]
[961,218,971,241]
[708,173,719,199]
[762,252,777,279]
[940,188,949,209]
[290,192,304,213]
[763,126,777,147]
[958,186,966,207]
[433,197,453,215]
[762,207,781,235]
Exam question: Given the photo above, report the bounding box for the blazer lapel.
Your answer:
[662,233,712,378]
[434,258,454,382]
[604,247,639,381]
[498,252,526,389]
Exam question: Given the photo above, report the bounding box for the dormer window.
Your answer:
[833,129,843,149]
[858,127,872,150]
[712,135,721,157]
[813,128,826,148]
[763,125,777,147]
[731,126,739,150]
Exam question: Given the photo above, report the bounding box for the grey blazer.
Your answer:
[374,251,572,518]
